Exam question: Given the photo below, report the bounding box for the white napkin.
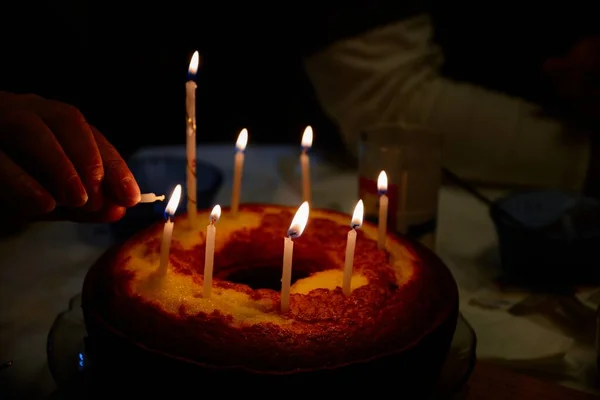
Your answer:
[462,305,574,374]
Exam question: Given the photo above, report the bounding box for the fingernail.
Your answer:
[62,177,88,207]
[83,180,103,211]
[32,192,56,215]
[119,177,141,205]
[23,180,56,216]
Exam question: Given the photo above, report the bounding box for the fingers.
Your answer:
[40,203,126,223]
[0,150,55,220]
[32,101,104,211]
[0,92,140,225]
[0,109,88,207]
[91,126,141,207]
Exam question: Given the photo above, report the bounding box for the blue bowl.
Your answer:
[110,153,223,242]
[490,190,600,287]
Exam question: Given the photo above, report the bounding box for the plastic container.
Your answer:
[490,190,600,287]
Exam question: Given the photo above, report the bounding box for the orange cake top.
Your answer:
[84,204,458,371]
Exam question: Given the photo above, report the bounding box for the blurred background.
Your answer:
[1,1,597,160]
[1,3,343,158]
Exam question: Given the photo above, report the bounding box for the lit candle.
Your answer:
[281,201,310,313]
[231,128,248,215]
[139,193,166,203]
[300,126,313,204]
[377,171,388,250]
[159,185,182,276]
[343,200,364,296]
[203,204,221,298]
[186,51,200,224]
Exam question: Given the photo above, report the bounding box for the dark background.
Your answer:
[1,1,597,159]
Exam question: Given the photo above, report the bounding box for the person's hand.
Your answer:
[543,36,600,121]
[0,91,141,223]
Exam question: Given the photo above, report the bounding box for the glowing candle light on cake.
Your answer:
[186,51,200,224]
[343,199,364,296]
[377,171,388,250]
[159,185,182,275]
[300,126,313,204]
[203,204,221,298]
[139,193,165,203]
[231,128,248,215]
[281,201,310,313]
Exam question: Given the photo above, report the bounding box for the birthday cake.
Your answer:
[82,204,458,395]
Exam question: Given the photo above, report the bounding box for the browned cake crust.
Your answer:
[82,204,458,388]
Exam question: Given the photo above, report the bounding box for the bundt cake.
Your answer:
[82,204,458,396]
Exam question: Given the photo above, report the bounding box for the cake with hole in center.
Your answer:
[82,204,458,395]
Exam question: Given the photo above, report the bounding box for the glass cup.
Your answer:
[358,123,443,250]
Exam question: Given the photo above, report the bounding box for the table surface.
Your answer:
[0,145,598,399]
[468,362,600,399]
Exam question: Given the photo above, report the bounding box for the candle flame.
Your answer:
[377,171,388,193]
[351,200,364,229]
[236,128,248,152]
[188,51,200,76]
[301,126,313,149]
[210,205,221,223]
[165,184,182,217]
[287,201,310,239]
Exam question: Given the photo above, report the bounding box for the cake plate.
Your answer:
[47,294,476,399]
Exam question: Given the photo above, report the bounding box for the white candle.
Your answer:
[281,201,310,313]
[139,193,165,203]
[231,128,248,215]
[186,51,200,224]
[203,205,221,298]
[159,220,174,276]
[159,185,182,275]
[377,171,388,250]
[300,126,313,204]
[281,236,294,313]
[343,200,364,296]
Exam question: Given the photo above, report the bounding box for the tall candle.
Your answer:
[281,201,310,313]
[343,200,364,296]
[186,51,200,224]
[377,171,388,250]
[139,193,165,203]
[300,126,313,204]
[203,204,221,298]
[159,185,182,275]
[231,128,248,215]
[281,237,293,312]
